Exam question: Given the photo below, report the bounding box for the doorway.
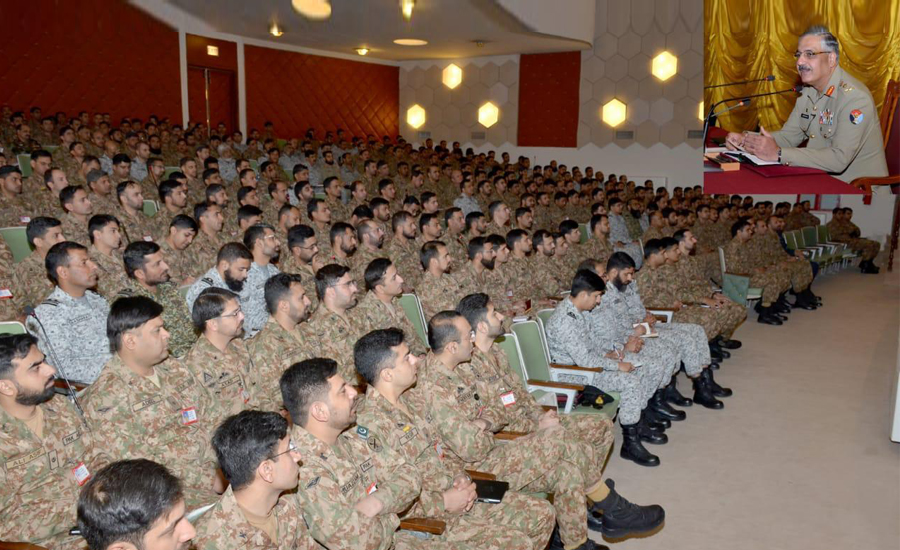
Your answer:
[187,66,237,138]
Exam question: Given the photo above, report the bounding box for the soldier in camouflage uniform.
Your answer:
[354,329,555,550]
[249,273,317,412]
[308,264,362,384]
[414,312,614,550]
[416,241,464,320]
[584,214,615,266]
[767,216,822,307]
[26,242,112,384]
[0,333,108,549]
[81,296,219,509]
[115,180,158,244]
[386,211,422,289]
[753,220,818,309]
[725,219,792,324]
[352,220,387,285]
[193,410,320,550]
[607,199,643,269]
[280,224,324,313]
[87,214,129,298]
[827,207,881,271]
[117,241,197,357]
[0,166,32,228]
[353,259,427,356]
[183,287,260,428]
[282,359,442,550]
[11,217,65,317]
[455,294,666,538]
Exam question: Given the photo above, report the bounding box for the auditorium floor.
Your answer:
[596,259,900,550]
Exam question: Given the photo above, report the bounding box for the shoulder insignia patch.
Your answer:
[367,436,382,452]
[201,277,214,285]
[849,110,863,125]
[305,476,320,489]
[42,299,60,307]
[202,372,214,385]
[356,425,369,439]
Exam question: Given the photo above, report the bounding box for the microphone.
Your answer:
[702,86,801,147]
[25,306,85,417]
[704,75,775,89]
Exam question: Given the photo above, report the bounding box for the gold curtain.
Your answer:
[705,0,900,133]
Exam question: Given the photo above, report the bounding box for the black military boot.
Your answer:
[549,526,609,550]
[638,411,668,445]
[593,479,666,539]
[619,423,660,467]
[650,388,686,421]
[757,306,783,325]
[716,335,742,349]
[692,373,724,409]
[704,368,732,397]
[643,405,670,430]
[663,375,692,407]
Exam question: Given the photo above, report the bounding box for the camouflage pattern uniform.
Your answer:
[676,255,746,338]
[351,246,385,286]
[185,267,270,339]
[81,355,219,508]
[386,238,422,289]
[276,259,319,313]
[116,282,197,358]
[640,226,667,245]
[444,233,468,262]
[89,246,128,298]
[118,209,157,244]
[157,238,198,283]
[357,386,554,550]
[608,213,643,269]
[412,352,591,550]
[526,254,563,298]
[247,318,319,412]
[0,194,32,227]
[0,397,105,549]
[11,252,55,316]
[351,292,427,355]
[307,307,360,384]
[416,271,463,321]
[582,236,613,265]
[293,425,439,550]
[637,264,725,340]
[192,485,321,550]
[191,231,225,273]
[26,287,111,384]
[723,236,790,307]
[827,219,880,261]
[181,335,260,427]
[758,231,813,293]
[59,214,90,247]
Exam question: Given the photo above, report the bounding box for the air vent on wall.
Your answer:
[417,131,431,140]
[615,130,634,140]
[471,131,486,141]
[687,130,704,139]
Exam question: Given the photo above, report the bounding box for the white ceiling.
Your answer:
[165,0,591,60]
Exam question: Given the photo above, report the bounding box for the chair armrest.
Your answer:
[549,363,601,373]
[541,405,557,412]
[526,379,585,391]
[53,379,88,392]
[851,174,900,190]
[399,518,446,535]
[647,308,675,323]
[494,430,529,440]
[466,470,497,481]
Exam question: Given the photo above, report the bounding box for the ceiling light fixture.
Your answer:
[442,64,462,89]
[652,51,678,81]
[478,102,499,128]
[407,104,426,128]
[400,0,415,21]
[602,99,627,127]
[356,47,369,56]
[394,38,428,46]
[292,0,332,20]
[269,22,284,37]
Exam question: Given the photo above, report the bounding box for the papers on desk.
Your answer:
[706,146,780,166]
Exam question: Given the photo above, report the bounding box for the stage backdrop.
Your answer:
[705,0,900,133]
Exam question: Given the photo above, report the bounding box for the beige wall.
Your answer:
[578,0,703,148]
[398,55,520,147]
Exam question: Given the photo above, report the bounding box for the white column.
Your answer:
[178,30,189,127]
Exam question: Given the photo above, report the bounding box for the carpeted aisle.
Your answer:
[593,260,900,550]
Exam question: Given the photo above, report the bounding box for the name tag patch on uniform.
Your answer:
[0,289,12,299]
[6,448,45,470]
[19,216,30,224]
[500,391,517,407]
[181,407,198,425]
[849,110,863,125]
[800,113,811,119]
[72,462,91,486]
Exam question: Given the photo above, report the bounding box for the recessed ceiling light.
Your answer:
[356,47,369,56]
[400,0,415,21]
[393,38,428,46]
[269,22,284,37]
[292,0,332,20]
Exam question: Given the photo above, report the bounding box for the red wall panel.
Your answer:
[517,52,581,147]
[244,45,399,139]
[0,0,181,122]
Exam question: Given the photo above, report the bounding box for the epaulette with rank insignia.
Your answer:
[41,299,60,307]
[201,277,214,285]
[567,312,577,319]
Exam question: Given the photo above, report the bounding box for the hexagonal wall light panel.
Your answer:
[407,104,426,129]
[443,64,462,89]
[602,99,627,127]
[651,51,678,81]
[478,102,499,128]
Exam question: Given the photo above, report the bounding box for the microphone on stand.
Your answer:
[702,86,802,148]
[25,306,85,417]
[704,75,775,89]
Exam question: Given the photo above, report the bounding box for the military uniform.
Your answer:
[186,267,270,339]
[386,238,421,289]
[157,238,198,283]
[293,425,436,550]
[191,231,225,273]
[357,387,554,550]
[276,257,319,313]
[182,335,260,427]
[192,485,321,550]
[608,213,643,269]
[351,292,427,356]
[351,245,385,286]
[416,271,463,321]
[0,194,32,227]
[412,353,591,550]
[676,254,746,339]
[773,67,887,183]
[723,237,790,307]
[81,355,219,508]
[306,307,359,384]
[758,232,814,293]
[118,209,157,245]
[637,263,727,341]
[827,218,880,260]
[11,252,55,316]
[59,214,90,247]
[247,318,319,412]
[89,246,128,298]
[26,287,111,384]
[0,397,105,548]
[116,282,197,357]
[582,236,613,265]
[641,226,667,245]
